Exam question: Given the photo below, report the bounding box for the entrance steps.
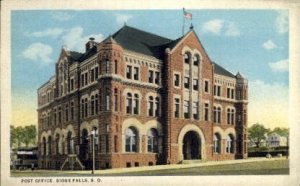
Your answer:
[181,159,206,164]
[60,154,85,170]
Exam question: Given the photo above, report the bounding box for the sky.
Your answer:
[11,9,289,130]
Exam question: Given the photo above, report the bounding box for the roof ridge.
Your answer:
[120,25,173,42]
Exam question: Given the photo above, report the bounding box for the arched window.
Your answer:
[184,52,191,64]
[193,54,200,66]
[227,108,235,125]
[231,109,235,124]
[226,134,234,153]
[133,94,139,114]
[91,95,95,115]
[70,102,74,120]
[114,88,118,112]
[213,133,221,153]
[81,99,85,118]
[67,131,74,154]
[155,97,160,117]
[125,127,138,152]
[95,94,99,114]
[213,106,217,123]
[217,107,221,123]
[65,104,69,122]
[227,108,231,124]
[126,93,132,114]
[147,129,158,153]
[48,136,52,155]
[58,107,62,123]
[55,134,60,155]
[84,98,88,117]
[105,89,110,111]
[148,96,154,116]
[42,137,46,156]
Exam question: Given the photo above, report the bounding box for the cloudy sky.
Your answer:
[11,9,288,129]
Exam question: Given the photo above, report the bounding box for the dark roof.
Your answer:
[69,46,98,62]
[67,25,237,79]
[213,62,236,78]
[112,25,173,59]
[69,51,83,61]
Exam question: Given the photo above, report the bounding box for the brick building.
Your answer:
[37,25,248,170]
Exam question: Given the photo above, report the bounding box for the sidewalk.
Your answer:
[66,157,287,175]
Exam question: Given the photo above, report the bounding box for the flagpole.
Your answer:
[182,8,185,36]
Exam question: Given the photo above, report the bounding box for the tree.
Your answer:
[23,125,37,147]
[270,127,289,137]
[10,125,37,147]
[14,126,25,147]
[248,123,270,148]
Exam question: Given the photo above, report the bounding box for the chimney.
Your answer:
[86,37,96,51]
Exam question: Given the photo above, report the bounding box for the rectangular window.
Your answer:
[114,95,118,112]
[214,85,216,96]
[193,79,198,91]
[231,89,235,99]
[106,135,109,153]
[106,95,110,110]
[184,77,190,89]
[71,103,74,120]
[65,105,69,122]
[81,74,84,87]
[204,81,209,93]
[58,107,62,123]
[227,88,230,98]
[70,79,74,91]
[204,103,209,121]
[85,73,88,85]
[154,72,160,84]
[114,60,118,74]
[174,98,180,118]
[184,100,189,119]
[174,74,180,87]
[105,60,110,73]
[133,67,139,80]
[126,66,132,79]
[149,70,154,83]
[217,86,221,96]
[155,98,159,117]
[91,69,95,82]
[95,67,99,79]
[193,102,199,119]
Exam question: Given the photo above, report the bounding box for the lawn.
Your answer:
[11,159,289,177]
[101,159,289,176]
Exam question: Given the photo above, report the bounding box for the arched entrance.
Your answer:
[80,129,89,160]
[183,131,201,160]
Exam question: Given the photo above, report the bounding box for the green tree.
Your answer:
[10,126,16,147]
[10,125,37,147]
[270,127,289,137]
[248,123,270,148]
[11,126,25,147]
[23,125,37,147]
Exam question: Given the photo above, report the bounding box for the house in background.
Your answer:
[266,133,288,148]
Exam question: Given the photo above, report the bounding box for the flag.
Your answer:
[183,8,192,20]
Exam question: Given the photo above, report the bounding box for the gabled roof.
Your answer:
[213,62,236,78]
[112,25,173,59]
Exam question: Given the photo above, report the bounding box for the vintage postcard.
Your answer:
[1,0,300,186]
